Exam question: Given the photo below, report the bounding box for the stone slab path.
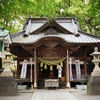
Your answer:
[31,89,79,100]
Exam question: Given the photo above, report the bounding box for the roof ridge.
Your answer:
[78,30,100,38]
[11,30,25,38]
[23,18,48,37]
[53,18,79,36]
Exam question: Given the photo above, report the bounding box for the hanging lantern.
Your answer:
[40,62,43,67]
[60,62,63,67]
[44,64,47,69]
[50,65,53,71]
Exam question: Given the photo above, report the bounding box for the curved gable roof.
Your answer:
[11,17,100,44]
[53,18,80,36]
[23,17,80,37]
[23,18,48,36]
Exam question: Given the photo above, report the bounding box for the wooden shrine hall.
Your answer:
[10,17,100,88]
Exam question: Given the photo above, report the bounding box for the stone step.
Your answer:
[76,85,87,90]
[18,85,28,90]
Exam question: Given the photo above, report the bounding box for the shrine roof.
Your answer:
[0,27,12,43]
[0,28,9,37]
[11,17,100,44]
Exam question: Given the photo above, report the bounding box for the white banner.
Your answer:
[75,60,81,79]
[58,66,62,78]
[69,58,74,81]
[20,60,27,78]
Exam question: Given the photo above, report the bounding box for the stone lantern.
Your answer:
[0,27,13,77]
[90,47,100,76]
[1,51,13,77]
[87,47,100,95]
[0,27,18,96]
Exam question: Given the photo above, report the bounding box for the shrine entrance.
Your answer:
[34,36,79,89]
[37,60,66,88]
[36,40,68,80]
[40,65,58,78]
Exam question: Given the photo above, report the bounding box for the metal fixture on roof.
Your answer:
[72,19,80,37]
[23,19,31,37]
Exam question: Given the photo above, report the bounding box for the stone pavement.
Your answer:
[0,90,33,100]
[70,88,100,100]
[31,89,79,100]
[0,88,100,100]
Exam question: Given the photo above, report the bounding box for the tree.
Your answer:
[62,0,100,35]
[0,0,59,33]
[0,0,100,35]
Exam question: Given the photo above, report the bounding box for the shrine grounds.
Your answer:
[0,88,100,100]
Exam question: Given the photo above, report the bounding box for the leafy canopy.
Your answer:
[0,0,100,35]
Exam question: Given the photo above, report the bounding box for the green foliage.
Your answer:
[0,0,100,35]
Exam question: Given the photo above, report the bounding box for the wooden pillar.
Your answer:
[30,58,34,92]
[17,58,20,78]
[66,50,70,88]
[84,51,87,75]
[34,49,37,88]
[0,58,2,69]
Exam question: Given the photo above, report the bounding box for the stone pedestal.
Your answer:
[0,77,18,96]
[1,60,13,77]
[87,76,100,95]
[0,59,18,96]
[87,60,100,95]
[87,47,100,95]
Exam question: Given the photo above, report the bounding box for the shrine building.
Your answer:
[10,17,100,88]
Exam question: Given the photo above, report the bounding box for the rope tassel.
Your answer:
[50,65,53,71]
[60,62,63,67]
[40,62,43,67]
[44,64,47,69]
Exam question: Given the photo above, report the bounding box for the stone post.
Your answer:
[87,47,100,95]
